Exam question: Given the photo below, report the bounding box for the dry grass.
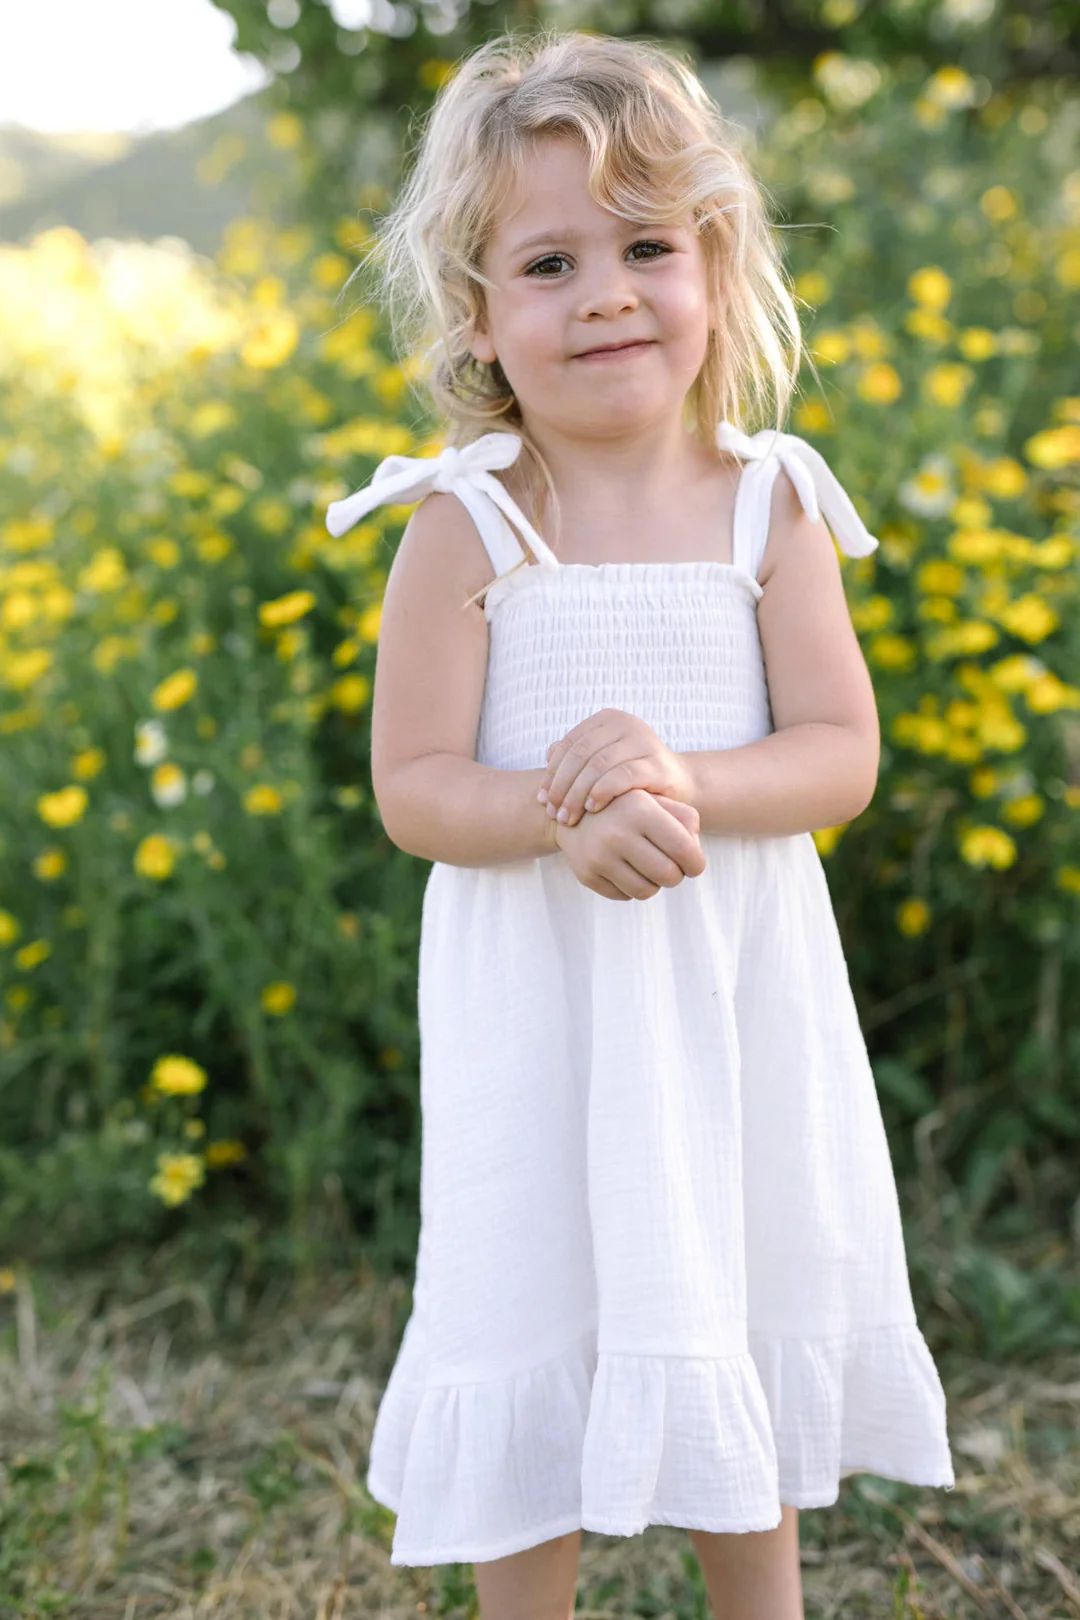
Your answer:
[1,1243,1077,1620]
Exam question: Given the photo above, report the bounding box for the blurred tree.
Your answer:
[207,0,1079,233]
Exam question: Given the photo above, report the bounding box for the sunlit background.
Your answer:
[1,0,267,134]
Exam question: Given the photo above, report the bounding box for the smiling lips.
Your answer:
[574,340,655,361]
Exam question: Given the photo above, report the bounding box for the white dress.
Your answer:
[327,421,956,1568]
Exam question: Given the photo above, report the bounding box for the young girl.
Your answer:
[327,28,955,1620]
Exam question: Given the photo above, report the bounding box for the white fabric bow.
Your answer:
[325,430,552,566]
[715,422,880,557]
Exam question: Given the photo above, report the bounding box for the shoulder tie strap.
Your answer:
[716,421,880,580]
[325,430,560,574]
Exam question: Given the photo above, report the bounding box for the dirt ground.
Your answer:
[1,1247,1077,1619]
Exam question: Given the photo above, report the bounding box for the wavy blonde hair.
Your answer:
[343,26,810,606]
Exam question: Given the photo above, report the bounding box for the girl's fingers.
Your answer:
[542,731,640,818]
[546,766,590,822]
[562,763,657,824]
[552,769,617,826]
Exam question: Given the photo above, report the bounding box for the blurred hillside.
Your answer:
[0,87,346,255]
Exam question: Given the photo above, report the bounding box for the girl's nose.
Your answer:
[576,281,639,321]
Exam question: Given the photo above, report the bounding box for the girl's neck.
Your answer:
[513,420,720,510]
[505,438,744,568]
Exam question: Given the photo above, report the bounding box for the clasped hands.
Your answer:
[536,708,707,903]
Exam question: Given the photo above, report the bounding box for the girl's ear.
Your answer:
[468,309,497,366]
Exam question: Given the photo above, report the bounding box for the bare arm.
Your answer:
[370,491,559,866]
[680,722,877,837]
[681,465,881,837]
[383,751,559,865]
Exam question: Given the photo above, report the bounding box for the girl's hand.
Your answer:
[537,708,696,829]
[553,787,706,901]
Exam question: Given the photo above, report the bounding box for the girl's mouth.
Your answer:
[575,341,656,362]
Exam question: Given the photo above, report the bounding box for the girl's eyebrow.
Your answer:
[509,227,583,254]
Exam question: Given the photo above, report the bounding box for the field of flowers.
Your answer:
[0,57,1077,1320]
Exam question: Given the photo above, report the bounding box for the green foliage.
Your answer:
[0,35,1077,1366]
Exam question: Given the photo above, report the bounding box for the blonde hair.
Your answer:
[343,27,810,606]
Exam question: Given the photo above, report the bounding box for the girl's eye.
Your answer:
[628,240,671,262]
[524,240,670,277]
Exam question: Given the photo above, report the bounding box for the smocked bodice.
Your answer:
[475,562,771,769]
[324,420,879,778]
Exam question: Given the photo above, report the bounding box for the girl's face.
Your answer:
[470,135,717,440]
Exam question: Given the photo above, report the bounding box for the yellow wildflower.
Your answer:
[908,266,952,310]
[150,761,187,809]
[1002,794,1043,827]
[37,785,88,828]
[981,185,1018,223]
[958,328,998,361]
[150,1054,209,1097]
[147,537,181,568]
[152,668,198,712]
[33,848,67,881]
[1024,426,1080,469]
[980,458,1026,498]
[242,309,299,370]
[244,783,283,815]
[259,589,316,628]
[868,633,917,672]
[959,825,1017,869]
[149,1152,206,1208]
[917,560,965,596]
[998,596,1059,644]
[812,824,845,857]
[261,981,296,1016]
[134,833,179,880]
[72,747,106,780]
[329,673,369,712]
[897,898,931,937]
[79,548,127,593]
[926,66,976,110]
[205,1139,248,1169]
[924,363,974,407]
[1027,673,1080,713]
[857,363,902,404]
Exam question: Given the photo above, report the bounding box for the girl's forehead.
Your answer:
[493,140,590,211]
[487,141,688,244]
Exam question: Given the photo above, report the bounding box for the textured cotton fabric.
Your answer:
[328,423,956,1567]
